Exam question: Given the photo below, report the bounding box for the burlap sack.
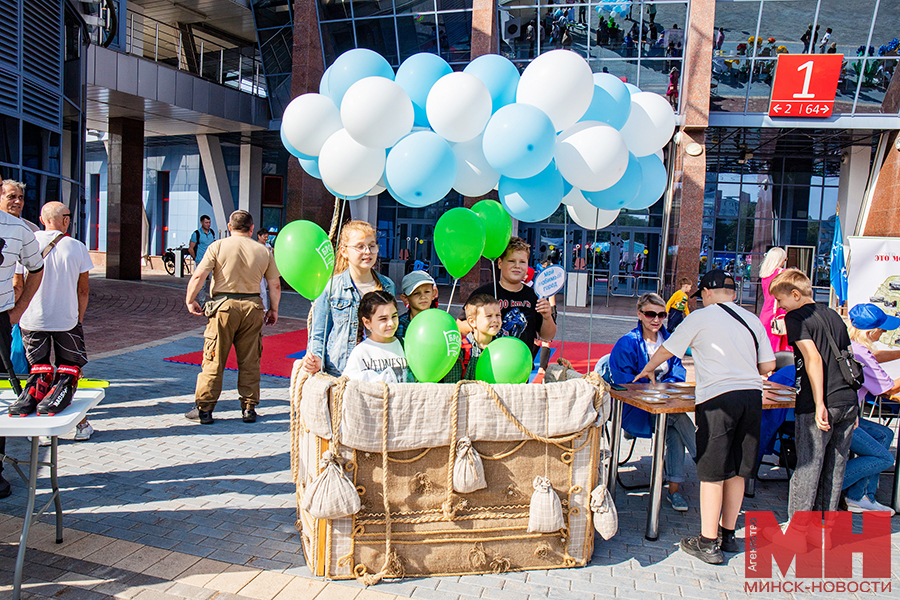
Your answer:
[452,437,487,493]
[527,476,564,533]
[301,450,362,519]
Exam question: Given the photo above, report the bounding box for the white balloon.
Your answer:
[556,121,629,192]
[341,77,414,149]
[282,94,343,157]
[452,134,500,197]
[620,92,676,157]
[655,149,664,161]
[624,82,641,95]
[566,193,619,230]
[426,72,493,143]
[318,129,385,197]
[516,50,594,132]
[561,185,583,206]
[366,180,387,196]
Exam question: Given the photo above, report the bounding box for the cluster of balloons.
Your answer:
[403,308,532,383]
[281,48,674,229]
[434,199,512,279]
[597,0,632,17]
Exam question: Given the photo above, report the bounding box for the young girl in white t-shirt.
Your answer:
[342,291,408,383]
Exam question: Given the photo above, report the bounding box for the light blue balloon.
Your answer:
[385,131,456,207]
[395,53,452,127]
[583,152,642,210]
[324,183,365,201]
[624,82,641,95]
[482,104,556,180]
[498,161,564,223]
[328,49,395,108]
[580,73,632,130]
[562,178,573,197]
[298,156,321,180]
[464,54,520,114]
[319,65,332,98]
[628,154,668,210]
[280,126,314,160]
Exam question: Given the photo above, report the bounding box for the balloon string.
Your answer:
[560,211,567,361]
[446,278,458,314]
[321,196,347,372]
[492,261,497,299]
[586,208,600,370]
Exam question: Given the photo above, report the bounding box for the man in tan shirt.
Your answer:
[185,210,281,424]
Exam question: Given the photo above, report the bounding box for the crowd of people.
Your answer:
[178,211,897,566]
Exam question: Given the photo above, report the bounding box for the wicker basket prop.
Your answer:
[289,360,612,583]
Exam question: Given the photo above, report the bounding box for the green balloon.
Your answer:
[471,200,512,260]
[475,337,533,384]
[273,220,335,300]
[404,309,462,383]
[434,207,485,279]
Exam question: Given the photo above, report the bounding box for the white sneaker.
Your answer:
[866,497,896,516]
[38,436,51,447]
[74,422,94,441]
[847,496,895,515]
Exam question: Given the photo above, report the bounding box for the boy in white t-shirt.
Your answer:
[636,270,776,564]
[8,203,95,439]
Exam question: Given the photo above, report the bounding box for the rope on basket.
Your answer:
[289,362,308,485]
[355,381,403,585]
[442,380,463,519]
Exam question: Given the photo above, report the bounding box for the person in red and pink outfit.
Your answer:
[759,247,790,353]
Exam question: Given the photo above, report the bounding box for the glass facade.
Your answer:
[499,1,687,103]
[712,0,899,114]
[318,0,475,68]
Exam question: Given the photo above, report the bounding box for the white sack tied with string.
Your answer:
[452,437,487,493]
[301,450,362,519]
[527,476,565,533]
[590,447,618,539]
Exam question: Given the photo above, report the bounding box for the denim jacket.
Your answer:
[307,270,396,376]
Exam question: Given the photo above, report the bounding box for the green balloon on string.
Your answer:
[434,207,486,279]
[475,337,533,384]
[404,309,462,382]
[273,220,335,300]
[471,199,512,260]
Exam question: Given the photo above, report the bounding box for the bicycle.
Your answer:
[163,245,193,276]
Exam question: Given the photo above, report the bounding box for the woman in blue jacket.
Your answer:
[609,293,697,512]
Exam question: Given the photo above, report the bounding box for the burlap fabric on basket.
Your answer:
[290,361,611,583]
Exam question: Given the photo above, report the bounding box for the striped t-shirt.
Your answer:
[0,211,43,312]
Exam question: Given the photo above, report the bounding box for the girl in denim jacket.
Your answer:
[303,221,395,376]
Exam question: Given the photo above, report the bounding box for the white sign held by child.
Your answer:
[533,265,566,299]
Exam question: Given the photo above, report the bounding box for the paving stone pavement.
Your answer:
[0,278,899,599]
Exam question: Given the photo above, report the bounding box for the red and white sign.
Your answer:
[768,54,843,118]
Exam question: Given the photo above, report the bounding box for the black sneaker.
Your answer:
[242,408,257,423]
[8,365,53,417]
[36,365,79,416]
[718,527,740,553]
[680,535,724,564]
[185,407,214,424]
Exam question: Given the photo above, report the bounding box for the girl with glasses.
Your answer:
[608,293,698,512]
[303,220,395,376]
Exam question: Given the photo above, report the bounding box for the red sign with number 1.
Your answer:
[768,54,843,118]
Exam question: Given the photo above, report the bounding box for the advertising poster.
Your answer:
[848,236,900,347]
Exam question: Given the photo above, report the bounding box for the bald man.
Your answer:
[9,203,93,435]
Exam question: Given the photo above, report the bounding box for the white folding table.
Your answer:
[0,389,105,600]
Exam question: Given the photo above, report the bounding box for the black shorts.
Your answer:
[20,324,88,368]
[695,389,762,482]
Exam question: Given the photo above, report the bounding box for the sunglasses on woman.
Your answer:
[641,310,667,320]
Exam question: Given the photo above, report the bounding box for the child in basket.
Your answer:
[342,291,408,383]
[395,270,437,342]
[665,277,692,332]
[447,294,503,382]
[304,221,395,376]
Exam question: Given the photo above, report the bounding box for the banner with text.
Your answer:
[848,236,900,346]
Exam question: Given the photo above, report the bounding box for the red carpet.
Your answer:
[164,329,308,379]
[164,328,611,379]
